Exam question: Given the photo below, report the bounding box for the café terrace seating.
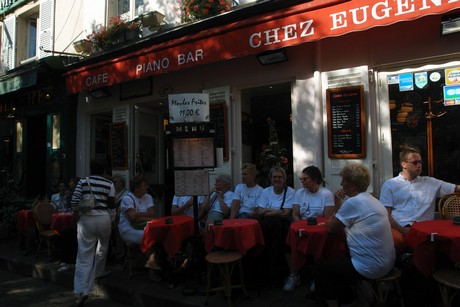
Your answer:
[31,200,59,261]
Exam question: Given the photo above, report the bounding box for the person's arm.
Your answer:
[216,191,231,217]
[171,198,193,216]
[386,207,409,235]
[230,199,241,219]
[326,215,345,233]
[455,185,460,193]
[324,206,335,218]
[199,194,212,219]
[292,204,301,222]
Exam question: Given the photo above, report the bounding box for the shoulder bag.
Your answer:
[75,177,96,213]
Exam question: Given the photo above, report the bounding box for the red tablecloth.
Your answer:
[405,219,460,276]
[204,218,265,255]
[16,210,35,234]
[141,215,194,256]
[50,213,78,234]
[287,217,347,271]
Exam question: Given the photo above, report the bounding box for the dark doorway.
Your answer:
[26,115,47,198]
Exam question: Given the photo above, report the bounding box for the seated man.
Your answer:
[380,147,460,249]
[231,163,264,219]
[51,182,69,211]
[171,195,204,217]
[313,163,395,307]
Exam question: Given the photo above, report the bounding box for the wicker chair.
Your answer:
[433,266,460,307]
[32,200,59,261]
[437,194,456,219]
[442,195,460,219]
[371,267,405,307]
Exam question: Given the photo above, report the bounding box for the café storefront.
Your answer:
[64,0,460,210]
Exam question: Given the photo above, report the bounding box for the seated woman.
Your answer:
[118,175,159,278]
[284,166,335,291]
[256,166,295,287]
[231,163,264,219]
[199,174,238,229]
[312,163,395,307]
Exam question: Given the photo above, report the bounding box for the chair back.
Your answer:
[437,193,456,218]
[32,201,55,231]
[442,194,460,219]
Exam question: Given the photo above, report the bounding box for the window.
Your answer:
[118,0,145,19]
[27,19,37,58]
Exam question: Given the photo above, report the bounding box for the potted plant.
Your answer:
[87,16,142,52]
[178,0,231,23]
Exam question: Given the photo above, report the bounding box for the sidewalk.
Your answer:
[0,235,318,307]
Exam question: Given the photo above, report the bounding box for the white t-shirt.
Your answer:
[258,186,295,210]
[118,192,154,233]
[208,190,238,214]
[234,184,264,215]
[172,195,204,217]
[293,186,334,218]
[335,192,395,279]
[380,174,455,226]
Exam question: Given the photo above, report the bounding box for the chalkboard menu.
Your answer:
[110,123,128,170]
[209,102,228,161]
[326,86,366,159]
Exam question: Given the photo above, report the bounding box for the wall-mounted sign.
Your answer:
[110,122,128,170]
[445,68,460,85]
[174,170,210,196]
[443,85,460,106]
[168,93,209,123]
[326,86,366,159]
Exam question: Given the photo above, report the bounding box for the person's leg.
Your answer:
[312,258,362,305]
[94,214,112,278]
[74,216,98,296]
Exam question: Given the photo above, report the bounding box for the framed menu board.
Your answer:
[326,86,366,159]
[110,122,128,169]
[172,137,215,169]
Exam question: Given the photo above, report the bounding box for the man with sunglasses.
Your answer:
[380,147,460,249]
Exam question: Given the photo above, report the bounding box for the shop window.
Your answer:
[118,0,145,20]
[388,68,460,182]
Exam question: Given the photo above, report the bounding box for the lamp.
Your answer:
[256,48,288,65]
[88,87,110,99]
[441,13,460,35]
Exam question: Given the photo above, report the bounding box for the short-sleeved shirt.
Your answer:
[293,186,334,219]
[234,184,264,215]
[380,174,455,226]
[118,192,154,234]
[208,190,239,214]
[258,186,295,210]
[71,176,115,216]
[51,193,68,210]
[335,192,395,279]
[172,195,204,217]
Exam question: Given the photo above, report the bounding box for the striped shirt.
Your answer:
[71,176,115,210]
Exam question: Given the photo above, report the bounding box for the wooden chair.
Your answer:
[371,267,405,307]
[31,200,59,261]
[205,250,248,307]
[433,266,460,307]
[442,195,460,219]
[123,242,141,279]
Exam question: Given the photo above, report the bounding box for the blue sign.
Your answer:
[399,73,414,91]
[444,85,460,106]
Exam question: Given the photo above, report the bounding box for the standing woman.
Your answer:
[71,159,115,306]
[284,166,335,291]
[256,166,295,286]
[231,163,264,219]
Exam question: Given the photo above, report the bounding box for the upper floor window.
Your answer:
[118,0,145,20]
[27,19,37,58]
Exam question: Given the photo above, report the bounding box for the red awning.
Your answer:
[65,0,459,94]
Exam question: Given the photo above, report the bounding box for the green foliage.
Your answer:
[0,189,34,237]
[178,0,231,22]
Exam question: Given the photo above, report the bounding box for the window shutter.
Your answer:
[321,66,374,193]
[39,0,54,59]
[1,16,16,72]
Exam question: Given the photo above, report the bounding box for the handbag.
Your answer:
[75,177,96,213]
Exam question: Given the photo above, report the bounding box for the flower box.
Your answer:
[139,11,165,28]
[73,39,92,54]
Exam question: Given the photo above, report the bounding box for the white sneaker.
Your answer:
[283,274,301,291]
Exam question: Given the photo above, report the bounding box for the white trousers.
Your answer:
[74,213,111,295]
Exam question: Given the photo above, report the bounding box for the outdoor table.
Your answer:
[405,219,460,276]
[286,217,347,271]
[141,215,194,257]
[204,218,265,255]
[16,209,36,250]
[50,212,78,234]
